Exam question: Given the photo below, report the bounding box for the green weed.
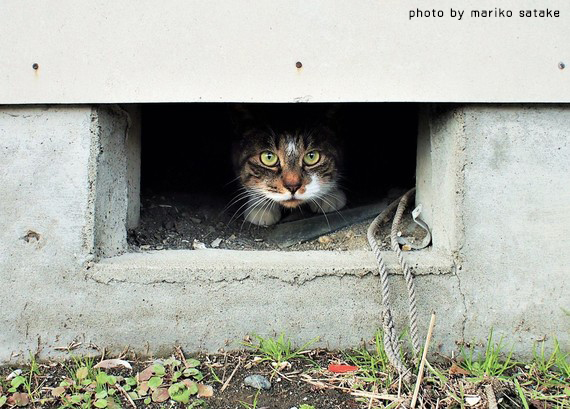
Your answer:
[239,389,261,409]
[344,330,394,390]
[243,333,318,366]
[460,329,516,378]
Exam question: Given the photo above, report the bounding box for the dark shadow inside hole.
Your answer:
[134,103,418,251]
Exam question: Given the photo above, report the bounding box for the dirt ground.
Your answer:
[127,193,426,253]
[2,344,566,409]
[0,350,355,409]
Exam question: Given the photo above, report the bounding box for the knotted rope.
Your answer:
[367,188,424,378]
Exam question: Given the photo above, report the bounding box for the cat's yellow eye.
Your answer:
[303,151,320,166]
[260,151,278,166]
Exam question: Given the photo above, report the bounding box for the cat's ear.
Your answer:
[230,104,256,136]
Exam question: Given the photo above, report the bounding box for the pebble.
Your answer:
[192,239,207,250]
[6,369,22,380]
[210,238,222,248]
[190,217,202,224]
[318,235,332,244]
[243,374,271,390]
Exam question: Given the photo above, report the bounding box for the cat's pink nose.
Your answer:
[284,182,302,194]
[283,172,302,194]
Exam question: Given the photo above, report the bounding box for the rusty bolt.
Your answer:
[559,62,565,70]
[32,63,39,70]
[296,61,302,69]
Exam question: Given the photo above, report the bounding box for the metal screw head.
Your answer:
[32,63,39,70]
[559,62,565,70]
[296,61,302,69]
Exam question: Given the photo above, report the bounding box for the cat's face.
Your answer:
[234,125,342,209]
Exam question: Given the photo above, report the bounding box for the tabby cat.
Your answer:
[231,105,346,226]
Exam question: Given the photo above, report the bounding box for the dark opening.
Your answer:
[130,103,419,251]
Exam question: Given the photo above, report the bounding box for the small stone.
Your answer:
[190,217,202,224]
[211,238,222,248]
[140,245,151,250]
[244,374,271,390]
[254,238,264,242]
[318,235,332,244]
[192,239,207,250]
[402,244,412,251]
[228,234,236,241]
[6,369,22,380]
[155,245,164,250]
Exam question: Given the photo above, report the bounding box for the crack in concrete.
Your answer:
[86,266,455,287]
[85,273,254,286]
[454,268,468,342]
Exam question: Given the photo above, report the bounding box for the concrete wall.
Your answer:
[123,105,141,230]
[0,105,129,361]
[1,104,568,363]
[417,105,570,350]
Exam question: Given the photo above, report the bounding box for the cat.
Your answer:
[231,105,346,226]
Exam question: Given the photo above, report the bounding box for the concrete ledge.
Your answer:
[88,249,456,285]
[71,249,462,359]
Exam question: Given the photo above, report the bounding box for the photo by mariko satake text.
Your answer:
[409,7,560,20]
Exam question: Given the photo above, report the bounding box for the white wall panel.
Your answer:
[1,0,568,103]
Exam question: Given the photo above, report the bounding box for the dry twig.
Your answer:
[175,345,189,369]
[54,340,82,352]
[411,312,436,409]
[220,357,241,392]
[350,390,403,403]
[116,384,136,409]
[485,384,498,409]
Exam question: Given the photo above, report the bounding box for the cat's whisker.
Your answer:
[229,193,264,226]
[239,196,271,230]
[222,189,256,214]
[315,192,347,223]
[310,198,331,231]
[255,198,277,230]
[245,199,269,229]
[225,192,257,221]
[241,198,269,231]
[223,191,252,210]
[223,175,243,187]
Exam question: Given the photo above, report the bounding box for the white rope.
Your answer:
[367,188,422,378]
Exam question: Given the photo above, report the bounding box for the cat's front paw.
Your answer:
[309,188,346,214]
[244,202,282,226]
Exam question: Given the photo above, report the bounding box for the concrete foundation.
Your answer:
[0,104,568,363]
[417,105,570,350]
